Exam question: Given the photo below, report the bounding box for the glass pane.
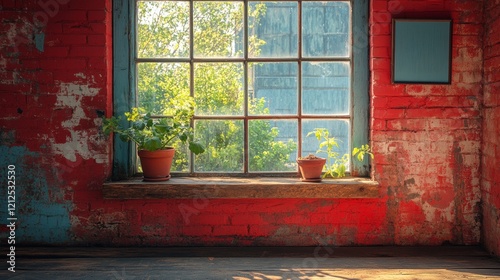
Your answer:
[137,63,190,116]
[249,120,298,172]
[194,1,244,58]
[137,1,189,58]
[302,1,350,58]
[194,120,244,172]
[248,120,298,172]
[302,62,350,115]
[301,119,350,170]
[194,63,244,116]
[249,62,298,115]
[248,2,298,58]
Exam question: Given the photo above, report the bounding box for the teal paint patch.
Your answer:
[34,33,45,52]
[0,145,73,244]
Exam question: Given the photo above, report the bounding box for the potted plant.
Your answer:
[296,153,327,182]
[102,106,204,181]
[297,128,373,181]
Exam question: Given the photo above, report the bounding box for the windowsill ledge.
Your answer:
[102,177,379,199]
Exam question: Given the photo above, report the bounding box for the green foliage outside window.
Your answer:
[136,1,296,173]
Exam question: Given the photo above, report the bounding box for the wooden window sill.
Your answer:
[102,177,379,199]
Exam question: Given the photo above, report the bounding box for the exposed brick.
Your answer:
[48,34,87,45]
[373,108,405,119]
[0,93,23,107]
[371,46,390,58]
[371,0,388,11]
[425,96,477,108]
[40,46,70,57]
[455,23,482,36]
[370,35,391,47]
[371,58,391,71]
[386,119,428,131]
[230,214,265,225]
[371,119,386,130]
[212,225,249,236]
[386,96,427,108]
[188,214,229,225]
[181,226,213,236]
[406,108,479,119]
[371,84,406,96]
[452,34,481,48]
[52,10,87,22]
[372,96,388,108]
[88,11,106,22]
[41,58,87,70]
[370,22,391,36]
[87,34,105,45]
[371,11,392,24]
[68,0,106,10]
[248,225,279,236]
[69,46,105,57]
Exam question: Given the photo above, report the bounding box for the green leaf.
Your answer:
[144,137,162,151]
[133,120,145,130]
[189,142,205,155]
[179,133,188,142]
[118,134,129,142]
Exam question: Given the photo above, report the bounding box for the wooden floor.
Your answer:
[2,246,500,279]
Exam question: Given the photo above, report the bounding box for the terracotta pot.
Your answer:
[138,148,175,181]
[297,157,326,182]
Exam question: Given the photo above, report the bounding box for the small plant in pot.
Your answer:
[103,106,204,181]
[297,128,373,182]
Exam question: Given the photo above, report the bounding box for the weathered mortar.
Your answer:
[0,0,493,248]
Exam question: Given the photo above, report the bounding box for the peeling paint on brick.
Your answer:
[0,146,73,244]
[0,0,496,249]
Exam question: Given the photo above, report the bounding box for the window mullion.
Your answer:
[297,0,303,158]
[189,0,195,174]
[243,0,249,173]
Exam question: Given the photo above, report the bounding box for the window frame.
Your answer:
[112,0,369,180]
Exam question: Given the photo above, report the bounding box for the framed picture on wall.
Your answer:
[392,19,452,84]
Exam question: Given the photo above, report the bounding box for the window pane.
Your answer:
[194,1,244,58]
[131,0,359,175]
[249,120,298,172]
[248,2,298,58]
[137,1,189,58]
[249,62,298,115]
[137,63,190,116]
[302,62,350,115]
[302,119,350,170]
[194,120,244,172]
[194,63,244,116]
[302,1,350,57]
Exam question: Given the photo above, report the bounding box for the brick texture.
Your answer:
[482,0,500,257]
[370,0,484,246]
[0,0,497,249]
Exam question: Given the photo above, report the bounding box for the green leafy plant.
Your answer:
[352,144,374,162]
[307,128,373,178]
[102,107,205,154]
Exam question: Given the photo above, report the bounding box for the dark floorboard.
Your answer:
[1,246,499,279]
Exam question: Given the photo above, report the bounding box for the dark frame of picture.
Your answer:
[392,19,452,84]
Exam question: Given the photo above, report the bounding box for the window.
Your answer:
[112,0,368,179]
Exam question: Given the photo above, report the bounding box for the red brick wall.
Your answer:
[0,0,492,248]
[0,0,113,243]
[370,0,483,245]
[482,0,500,256]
